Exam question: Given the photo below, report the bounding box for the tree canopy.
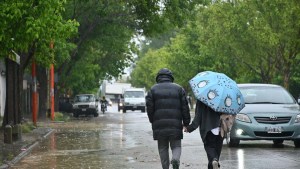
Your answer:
[131,0,300,96]
[0,0,78,67]
[57,0,203,95]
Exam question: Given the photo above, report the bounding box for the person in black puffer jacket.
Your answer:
[146,68,191,169]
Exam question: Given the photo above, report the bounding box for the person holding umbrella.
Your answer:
[184,101,225,169]
[146,68,191,169]
[184,71,245,169]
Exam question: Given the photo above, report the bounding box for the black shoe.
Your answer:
[171,160,180,169]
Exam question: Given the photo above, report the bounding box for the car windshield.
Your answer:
[240,86,295,104]
[74,95,95,102]
[124,91,144,98]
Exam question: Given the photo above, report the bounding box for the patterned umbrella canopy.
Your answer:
[189,71,245,114]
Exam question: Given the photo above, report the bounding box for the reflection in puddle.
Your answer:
[11,121,138,169]
[125,156,136,163]
[237,149,244,169]
[43,123,137,151]
[105,123,136,149]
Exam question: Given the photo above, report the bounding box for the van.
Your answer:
[122,88,146,113]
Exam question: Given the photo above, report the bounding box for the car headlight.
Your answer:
[73,105,78,108]
[236,113,251,123]
[89,102,96,108]
[295,114,300,123]
[236,129,244,135]
[119,103,123,106]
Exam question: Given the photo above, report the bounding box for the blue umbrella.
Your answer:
[189,71,245,114]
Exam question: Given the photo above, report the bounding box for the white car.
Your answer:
[72,94,99,117]
[123,88,146,113]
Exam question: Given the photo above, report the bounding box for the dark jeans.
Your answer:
[204,131,224,169]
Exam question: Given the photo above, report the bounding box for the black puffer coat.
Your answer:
[146,68,191,140]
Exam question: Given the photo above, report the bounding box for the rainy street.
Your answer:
[10,104,300,169]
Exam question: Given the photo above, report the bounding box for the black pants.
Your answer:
[204,131,224,169]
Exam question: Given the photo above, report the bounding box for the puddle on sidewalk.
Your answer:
[10,122,138,169]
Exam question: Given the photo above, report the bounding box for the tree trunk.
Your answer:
[283,66,291,90]
[2,45,35,143]
[55,86,60,112]
[37,66,48,120]
[3,58,21,126]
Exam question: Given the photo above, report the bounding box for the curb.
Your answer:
[0,128,55,169]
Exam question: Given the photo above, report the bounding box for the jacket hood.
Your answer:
[156,68,174,83]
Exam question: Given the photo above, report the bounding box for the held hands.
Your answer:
[183,126,188,133]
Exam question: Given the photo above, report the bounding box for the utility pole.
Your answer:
[50,41,55,121]
[32,61,37,126]
[50,64,54,121]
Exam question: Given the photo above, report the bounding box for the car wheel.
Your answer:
[273,140,284,145]
[294,140,300,148]
[123,109,126,113]
[229,138,240,147]
[141,107,145,113]
[94,113,99,117]
[73,113,79,118]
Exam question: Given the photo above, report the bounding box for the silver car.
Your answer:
[229,84,300,147]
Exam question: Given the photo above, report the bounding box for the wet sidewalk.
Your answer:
[0,121,54,169]
[2,110,300,169]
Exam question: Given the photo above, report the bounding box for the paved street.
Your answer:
[10,104,300,169]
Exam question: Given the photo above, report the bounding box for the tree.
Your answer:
[58,0,203,95]
[130,48,170,89]
[0,0,78,128]
[193,0,300,88]
[132,0,300,94]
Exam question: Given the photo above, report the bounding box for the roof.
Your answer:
[105,83,132,94]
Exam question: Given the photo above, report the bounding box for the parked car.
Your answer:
[58,97,73,113]
[72,94,99,117]
[229,84,300,148]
